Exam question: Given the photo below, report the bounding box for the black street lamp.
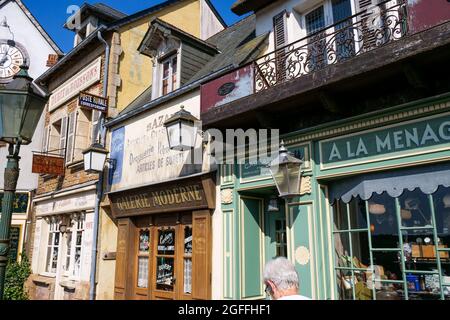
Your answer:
[163,106,199,151]
[0,65,48,299]
[268,141,303,199]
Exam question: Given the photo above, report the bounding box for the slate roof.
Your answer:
[64,3,127,29]
[116,14,268,118]
[37,0,225,84]
[186,14,268,84]
[91,3,127,20]
[138,18,219,57]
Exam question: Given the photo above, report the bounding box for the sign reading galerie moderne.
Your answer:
[48,57,102,111]
[109,178,210,218]
[320,113,450,168]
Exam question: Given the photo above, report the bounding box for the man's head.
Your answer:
[263,257,299,300]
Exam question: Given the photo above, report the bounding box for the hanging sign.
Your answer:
[79,91,108,113]
[32,153,65,175]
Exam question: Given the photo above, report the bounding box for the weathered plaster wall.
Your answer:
[115,0,202,111]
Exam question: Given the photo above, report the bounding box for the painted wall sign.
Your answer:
[201,64,254,113]
[407,0,450,34]
[320,113,450,169]
[35,191,96,216]
[48,57,102,112]
[0,192,29,214]
[240,145,310,181]
[218,82,236,96]
[109,126,125,185]
[109,177,210,218]
[79,91,108,113]
[109,93,202,191]
[32,154,65,175]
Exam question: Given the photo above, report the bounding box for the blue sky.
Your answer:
[21,0,243,53]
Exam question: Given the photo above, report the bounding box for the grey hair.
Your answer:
[263,257,299,291]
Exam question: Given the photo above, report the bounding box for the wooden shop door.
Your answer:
[151,214,194,300]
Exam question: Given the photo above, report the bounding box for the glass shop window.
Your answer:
[333,187,450,300]
[275,219,288,258]
[137,229,150,289]
[46,219,61,274]
[183,226,193,295]
[64,214,85,278]
[156,227,176,291]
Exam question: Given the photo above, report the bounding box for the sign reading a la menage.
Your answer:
[320,113,450,169]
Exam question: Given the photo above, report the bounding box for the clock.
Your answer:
[0,40,29,83]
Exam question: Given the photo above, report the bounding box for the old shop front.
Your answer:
[27,184,97,300]
[311,94,450,300]
[217,94,450,300]
[104,90,216,300]
[109,173,215,300]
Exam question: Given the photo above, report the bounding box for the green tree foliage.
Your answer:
[4,254,31,300]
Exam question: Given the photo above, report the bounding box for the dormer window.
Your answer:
[161,54,178,96]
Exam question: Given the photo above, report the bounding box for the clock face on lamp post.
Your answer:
[0,40,29,83]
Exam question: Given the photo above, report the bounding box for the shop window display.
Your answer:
[333,187,450,300]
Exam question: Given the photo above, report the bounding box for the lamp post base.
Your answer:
[0,143,20,300]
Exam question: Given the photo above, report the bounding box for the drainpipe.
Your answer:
[89,29,110,301]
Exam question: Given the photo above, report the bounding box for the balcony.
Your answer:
[201,0,450,132]
[254,0,408,92]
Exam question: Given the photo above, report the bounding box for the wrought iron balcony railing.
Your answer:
[254,0,408,93]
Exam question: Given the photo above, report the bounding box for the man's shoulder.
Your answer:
[278,295,312,300]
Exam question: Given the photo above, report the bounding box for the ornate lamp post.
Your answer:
[0,65,48,299]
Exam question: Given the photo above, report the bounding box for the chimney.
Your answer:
[46,54,60,67]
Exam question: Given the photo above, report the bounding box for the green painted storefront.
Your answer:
[219,93,450,300]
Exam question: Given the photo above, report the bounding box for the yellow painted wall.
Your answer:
[95,208,118,300]
[115,0,201,111]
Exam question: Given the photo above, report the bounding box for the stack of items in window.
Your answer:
[334,186,450,300]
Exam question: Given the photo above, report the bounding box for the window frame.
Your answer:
[331,188,450,300]
[159,53,178,97]
[63,214,85,280]
[44,218,61,275]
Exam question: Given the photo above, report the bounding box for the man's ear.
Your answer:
[267,280,276,292]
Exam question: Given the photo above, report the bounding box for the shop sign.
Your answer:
[320,113,450,169]
[79,91,108,113]
[35,191,96,216]
[32,154,65,175]
[48,57,102,112]
[0,192,29,214]
[240,145,309,181]
[109,176,213,218]
[109,97,201,191]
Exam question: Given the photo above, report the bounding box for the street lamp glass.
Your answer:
[0,65,47,145]
[269,143,303,198]
[164,106,199,151]
[82,144,108,173]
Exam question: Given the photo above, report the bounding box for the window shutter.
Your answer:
[42,126,50,153]
[273,11,287,49]
[191,210,211,300]
[59,117,68,157]
[273,11,288,83]
[65,112,77,164]
[91,110,101,144]
[356,0,382,50]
